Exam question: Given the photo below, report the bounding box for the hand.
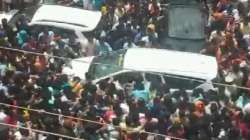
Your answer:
[108,77,114,83]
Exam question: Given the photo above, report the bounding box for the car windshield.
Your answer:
[89,50,126,79]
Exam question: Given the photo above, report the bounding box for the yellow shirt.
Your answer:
[240,22,250,35]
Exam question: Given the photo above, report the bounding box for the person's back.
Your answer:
[1,18,15,45]
[95,38,112,55]
[131,80,150,102]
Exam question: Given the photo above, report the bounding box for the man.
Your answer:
[123,37,137,49]
[38,28,54,44]
[1,18,15,45]
[95,32,112,55]
[3,0,12,11]
[240,19,250,35]
[141,24,158,48]
[85,35,97,56]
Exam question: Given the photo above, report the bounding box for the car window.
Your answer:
[52,27,77,39]
[113,72,142,85]
[29,25,49,38]
[163,74,205,90]
[29,24,77,39]
[89,50,126,79]
[145,73,161,84]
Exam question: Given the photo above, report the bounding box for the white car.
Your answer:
[0,10,19,26]
[0,5,102,48]
[29,5,102,48]
[62,48,218,91]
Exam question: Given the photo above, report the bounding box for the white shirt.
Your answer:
[123,42,137,49]
[0,111,7,122]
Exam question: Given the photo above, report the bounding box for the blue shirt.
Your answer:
[131,89,149,102]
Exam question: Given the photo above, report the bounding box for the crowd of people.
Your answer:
[0,0,250,140]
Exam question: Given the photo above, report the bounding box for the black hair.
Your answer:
[134,82,144,90]
[1,18,7,27]
[112,117,120,126]
[19,128,29,137]
[228,127,241,140]
[192,88,204,97]
[99,81,108,91]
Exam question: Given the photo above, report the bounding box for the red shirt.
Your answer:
[238,121,249,139]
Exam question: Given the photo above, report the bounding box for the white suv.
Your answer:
[63,48,219,92]
[0,5,102,48]
[29,5,102,48]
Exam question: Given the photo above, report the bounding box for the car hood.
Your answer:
[62,56,95,80]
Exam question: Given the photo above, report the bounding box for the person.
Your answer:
[95,32,112,55]
[83,0,93,10]
[141,24,158,48]
[71,0,83,7]
[16,30,28,48]
[1,18,15,45]
[38,28,54,45]
[2,0,13,11]
[15,15,29,33]
[23,35,37,51]
[131,75,150,102]
[122,37,137,49]
[0,27,8,46]
[240,18,250,35]
[69,35,81,53]
[2,0,250,139]
[148,0,160,17]
[114,3,125,23]
[224,73,238,102]
[92,0,103,10]
[84,35,97,56]
[23,0,33,9]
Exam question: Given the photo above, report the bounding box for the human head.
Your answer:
[194,100,205,112]
[1,18,7,27]
[147,24,155,34]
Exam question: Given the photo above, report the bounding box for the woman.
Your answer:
[16,30,28,48]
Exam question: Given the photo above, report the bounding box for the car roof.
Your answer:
[123,48,218,80]
[0,10,19,25]
[30,5,102,32]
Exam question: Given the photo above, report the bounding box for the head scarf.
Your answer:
[17,30,28,47]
